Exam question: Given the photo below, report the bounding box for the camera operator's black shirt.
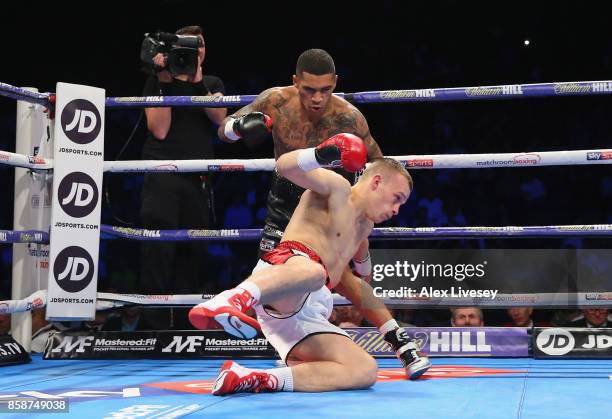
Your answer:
[141,75,225,160]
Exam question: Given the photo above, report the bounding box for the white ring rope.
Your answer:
[0,290,351,314]
[2,149,611,173]
[0,150,53,171]
[102,149,612,172]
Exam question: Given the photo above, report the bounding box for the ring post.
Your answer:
[11,88,50,349]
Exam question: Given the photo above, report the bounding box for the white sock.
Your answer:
[264,367,294,392]
[236,281,261,305]
[379,319,400,335]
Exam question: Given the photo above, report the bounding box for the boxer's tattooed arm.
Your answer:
[231,88,279,118]
[345,108,383,159]
[316,108,383,159]
[272,95,289,130]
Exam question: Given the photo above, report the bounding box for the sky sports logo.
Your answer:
[587,151,612,160]
[206,164,245,171]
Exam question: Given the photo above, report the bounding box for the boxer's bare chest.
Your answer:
[270,98,357,157]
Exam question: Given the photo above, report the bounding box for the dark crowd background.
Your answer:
[1,1,611,326]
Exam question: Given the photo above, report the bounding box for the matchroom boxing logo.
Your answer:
[58,172,99,218]
[53,246,95,293]
[60,99,101,144]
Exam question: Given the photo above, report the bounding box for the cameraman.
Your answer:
[140,25,227,328]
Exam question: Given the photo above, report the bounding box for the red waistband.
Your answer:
[275,241,331,289]
[276,241,322,263]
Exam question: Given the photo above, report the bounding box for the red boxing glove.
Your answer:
[315,133,367,173]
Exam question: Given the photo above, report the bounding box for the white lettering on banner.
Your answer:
[0,343,23,356]
[64,109,97,134]
[0,232,6,241]
[501,85,523,95]
[161,336,204,353]
[0,388,140,400]
[592,82,612,92]
[12,392,62,400]
[103,405,172,419]
[51,336,94,353]
[62,183,94,207]
[416,89,435,97]
[53,247,94,292]
[57,257,90,282]
[582,334,612,349]
[94,338,156,346]
[155,404,202,418]
[205,338,267,346]
[6,343,22,354]
[429,331,491,352]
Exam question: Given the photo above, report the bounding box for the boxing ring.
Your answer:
[0,356,610,418]
[2,80,612,418]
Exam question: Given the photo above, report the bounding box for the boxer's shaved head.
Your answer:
[296,49,335,76]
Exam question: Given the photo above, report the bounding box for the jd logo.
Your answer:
[61,99,101,144]
[53,246,94,292]
[582,334,612,349]
[58,172,98,218]
[536,328,575,356]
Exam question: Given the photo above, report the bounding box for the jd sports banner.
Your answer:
[533,327,612,358]
[47,83,105,320]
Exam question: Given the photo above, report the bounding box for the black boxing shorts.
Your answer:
[258,169,358,256]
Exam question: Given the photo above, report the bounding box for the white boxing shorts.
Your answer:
[251,257,349,363]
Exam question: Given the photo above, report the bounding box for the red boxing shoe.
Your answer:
[189,289,261,338]
[212,361,278,396]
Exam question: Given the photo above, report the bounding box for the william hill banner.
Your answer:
[345,327,529,357]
